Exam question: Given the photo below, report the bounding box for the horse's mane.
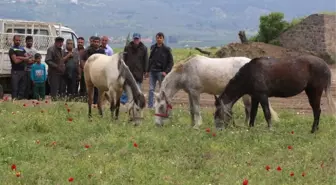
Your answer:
[172,54,199,73]
[117,52,145,108]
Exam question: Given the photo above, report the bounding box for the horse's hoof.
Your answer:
[192,125,200,130]
[216,127,224,131]
[268,127,274,132]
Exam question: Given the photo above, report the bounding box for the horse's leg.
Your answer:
[87,85,94,119]
[305,87,323,133]
[258,95,273,130]
[109,94,116,121]
[115,91,121,120]
[187,93,195,127]
[242,95,251,126]
[190,91,202,130]
[249,97,259,127]
[97,90,104,117]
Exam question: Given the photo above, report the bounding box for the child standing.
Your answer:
[30,53,47,100]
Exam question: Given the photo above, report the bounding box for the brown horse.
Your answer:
[214,55,336,133]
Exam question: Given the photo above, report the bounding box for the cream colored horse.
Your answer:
[84,52,146,125]
[154,55,280,129]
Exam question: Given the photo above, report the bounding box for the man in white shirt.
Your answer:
[100,36,113,56]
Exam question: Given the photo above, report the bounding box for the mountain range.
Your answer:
[0,0,335,47]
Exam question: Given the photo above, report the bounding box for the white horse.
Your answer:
[154,55,280,129]
[84,52,146,125]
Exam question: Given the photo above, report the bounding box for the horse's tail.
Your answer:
[325,77,336,115]
[269,102,280,122]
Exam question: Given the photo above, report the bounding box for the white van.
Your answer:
[0,19,79,95]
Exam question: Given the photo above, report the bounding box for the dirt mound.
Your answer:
[215,42,314,59]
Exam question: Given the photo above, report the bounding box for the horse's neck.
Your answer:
[162,72,181,103]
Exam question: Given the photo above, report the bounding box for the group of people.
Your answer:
[8,32,174,108]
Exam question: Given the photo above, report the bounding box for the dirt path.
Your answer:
[141,67,336,114]
[2,67,335,115]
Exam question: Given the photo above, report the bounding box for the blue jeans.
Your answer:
[148,71,164,108]
[120,82,142,104]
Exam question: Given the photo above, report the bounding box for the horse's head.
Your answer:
[154,91,172,126]
[214,95,232,130]
[128,93,146,126]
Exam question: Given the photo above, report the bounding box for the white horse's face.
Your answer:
[154,91,171,126]
[128,102,143,126]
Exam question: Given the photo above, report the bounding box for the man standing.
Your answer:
[62,39,80,98]
[120,33,148,104]
[24,36,37,99]
[81,36,105,104]
[100,36,113,56]
[8,35,30,100]
[45,36,65,100]
[76,37,86,96]
[147,32,173,108]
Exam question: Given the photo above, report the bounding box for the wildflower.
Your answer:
[290,172,294,176]
[321,161,324,168]
[265,165,270,171]
[45,100,48,103]
[15,172,21,177]
[68,118,73,122]
[212,132,216,137]
[291,131,294,134]
[68,177,74,182]
[302,172,305,177]
[23,103,26,107]
[205,128,210,133]
[133,142,138,148]
[242,179,248,185]
[67,108,70,113]
[277,166,282,171]
[84,144,90,148]
[36,140,40,144]
[11,164,16,171]
[288,145,293,150]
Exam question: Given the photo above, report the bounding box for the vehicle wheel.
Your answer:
[0,84,4,99]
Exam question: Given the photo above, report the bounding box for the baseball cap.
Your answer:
[133,33,141,39]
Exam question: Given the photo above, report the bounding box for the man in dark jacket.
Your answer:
[45,36,65,100]
[147,32,173,108]
[81,36,105,104]
[120,33,148,104]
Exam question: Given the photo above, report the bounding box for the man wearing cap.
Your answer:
[120,33,148,104]
[45,36,66,100]
[81,36,105,104]
[100,36,113,56]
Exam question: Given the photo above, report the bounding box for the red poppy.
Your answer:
[302,172,305,177]
[265,165,270,171]
[45,100,48,103]
[16,172,21,177]
[23,103,26,107]
[288,145,293,150]
[242,179,248,185]
[51,141,56,146]
[290,172,294,176]
[36,102,39,105]
[291,131,294,134]
[67,108,70,113]
[11,164,16,171]
[133,142,138,148]
[3,96,8,101]
[212,132,216,137]
[205,128,210,133]
[32,101,35,104]
[68,177,74,182]
[36,140,40,144]
[277,166,282,171]
[68,118,73,122]
[84,144,90,148]
[321,162,324,168]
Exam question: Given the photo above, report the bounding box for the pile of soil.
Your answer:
[215,42,315,59]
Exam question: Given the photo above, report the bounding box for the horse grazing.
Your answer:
[154,55,279,129]
[214,55,336,133]
[84,52,146,125]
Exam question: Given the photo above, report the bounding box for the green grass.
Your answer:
[0,101,335,185]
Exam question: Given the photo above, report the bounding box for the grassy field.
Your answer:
[0,100,335,185]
